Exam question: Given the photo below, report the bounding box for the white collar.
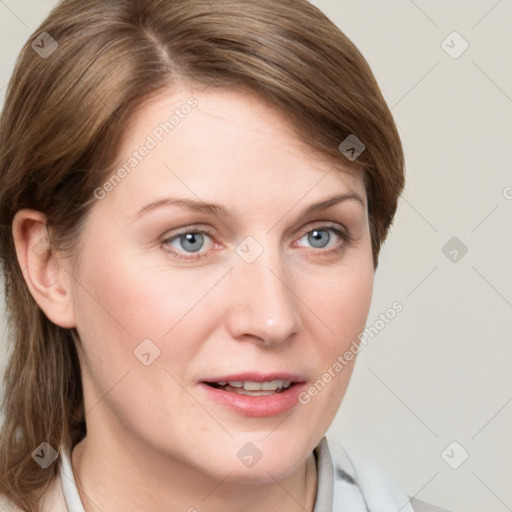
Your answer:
[59,443,85,512]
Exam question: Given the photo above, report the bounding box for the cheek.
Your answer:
[71,239,227,372]
[70,246,208,433]
[296,252,374,412]
[334,271,373,340]
[303,257,374,345]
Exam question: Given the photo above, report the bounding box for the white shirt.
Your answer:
[0,436,453,511]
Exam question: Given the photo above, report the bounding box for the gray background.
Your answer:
[1,1,511,511]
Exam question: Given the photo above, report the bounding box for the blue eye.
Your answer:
[298,226,346,251]
[164,229,213,260]
[305,228,333,248]
[175,232,205,252]
[162,225,351,262]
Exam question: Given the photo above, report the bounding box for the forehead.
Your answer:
[100,87,366,216]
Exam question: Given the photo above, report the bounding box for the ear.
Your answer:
[12,209,77,328]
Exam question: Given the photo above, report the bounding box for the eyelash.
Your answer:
[162,224,354,262]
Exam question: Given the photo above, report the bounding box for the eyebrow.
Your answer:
[135,192,366,219]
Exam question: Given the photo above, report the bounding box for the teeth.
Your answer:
[244,380,272,391]
[223,380,292,391]
[260,381,280,391]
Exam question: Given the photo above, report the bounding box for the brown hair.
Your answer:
[0,0,404,509]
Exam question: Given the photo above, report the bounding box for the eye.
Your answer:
[296,225,351,255]
[302,228,334,249]
[163,229,214,260]
[173,232,206,253]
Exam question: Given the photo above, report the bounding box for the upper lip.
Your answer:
[200,372,306,383]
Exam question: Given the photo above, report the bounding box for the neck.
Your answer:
[71,431,317,512]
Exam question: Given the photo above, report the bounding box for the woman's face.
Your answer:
[68,87,374,482]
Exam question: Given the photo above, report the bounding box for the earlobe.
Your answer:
[12,209,77,329]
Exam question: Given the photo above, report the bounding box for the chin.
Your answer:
[216,458,301,484]
[212,439,309,482]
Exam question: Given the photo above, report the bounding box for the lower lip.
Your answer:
[198,382,307,417]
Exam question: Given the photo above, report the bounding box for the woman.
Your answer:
[0,0,453,511]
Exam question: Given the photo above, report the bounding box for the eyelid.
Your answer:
[161,223,216,245]
[296,220,353,243]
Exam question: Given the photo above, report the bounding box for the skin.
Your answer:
[13,87,374,512]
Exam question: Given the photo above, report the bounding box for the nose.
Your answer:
[225,247,302,347]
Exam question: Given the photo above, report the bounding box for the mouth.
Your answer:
[198,372,307,416]
[203,379,295,396]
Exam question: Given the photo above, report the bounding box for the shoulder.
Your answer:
[323,437,456,512]
[410,497,455,512]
